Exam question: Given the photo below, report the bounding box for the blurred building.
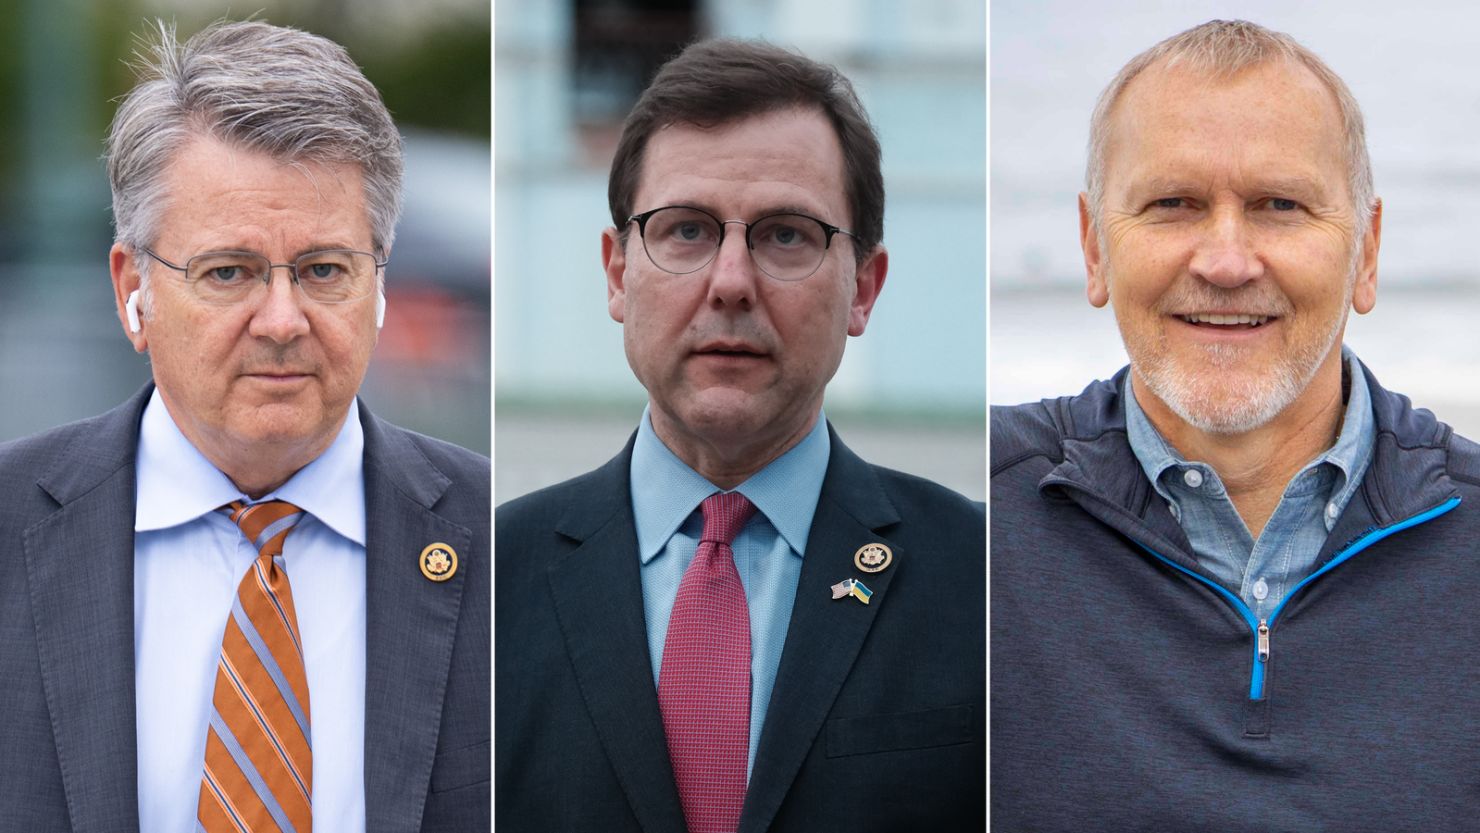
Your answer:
[495,0,986,499]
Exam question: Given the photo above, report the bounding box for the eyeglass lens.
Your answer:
[185,251,379,304]
[640,207,831,281]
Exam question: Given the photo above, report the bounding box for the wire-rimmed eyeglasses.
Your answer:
[626,205,857,282]
[139,247,387,305]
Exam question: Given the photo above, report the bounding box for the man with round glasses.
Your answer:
[0,20,488,831]
[497,38,984,831]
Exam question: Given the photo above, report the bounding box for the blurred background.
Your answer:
[496,0,986,501]
[1,0,490,453]
[993,0,1480,437]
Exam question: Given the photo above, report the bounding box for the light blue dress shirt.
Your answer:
[632,407,829,775]
[134,390,367,833]
[1125,347,1376,620]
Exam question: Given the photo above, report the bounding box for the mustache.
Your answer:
[1154,284,1294,317]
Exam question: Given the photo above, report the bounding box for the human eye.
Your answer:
[673,221,707,242]
[1149,197,1186,210]
[1266,197,1301,212]
[189,253,260,285]
[297,252,353,283]
[755,215,822,249]
[650,209,716,247]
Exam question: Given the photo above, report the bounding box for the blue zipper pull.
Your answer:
[1257,619,1270,662]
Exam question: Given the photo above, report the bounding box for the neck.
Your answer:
[650,408,819,490]
[1134,353,1347,538]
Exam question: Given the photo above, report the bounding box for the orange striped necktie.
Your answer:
[198,500,313,833]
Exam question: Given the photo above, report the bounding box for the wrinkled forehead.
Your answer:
[1102,58,1349,192]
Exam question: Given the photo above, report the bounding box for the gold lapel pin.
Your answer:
[419,543,458,582]
[854,542,893,574]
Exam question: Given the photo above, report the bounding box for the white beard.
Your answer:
[1118,266,1355,436]
[1134,335,1333,434]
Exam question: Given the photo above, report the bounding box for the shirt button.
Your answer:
[1326,501,1339,521]
[1183,469,1204,488]
[1253,578,1269,601]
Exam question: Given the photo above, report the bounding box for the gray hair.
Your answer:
[106,19,404,287]
[1085,20,1373,238]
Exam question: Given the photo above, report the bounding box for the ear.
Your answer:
[602,227,628,323]
[847,245,888,337]
[1351,198,1381,315]
[1080,193,1109,308]
[110,243,148,352]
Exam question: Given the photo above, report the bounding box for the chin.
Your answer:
[1137,354,1308,435]
[227,409,327,447]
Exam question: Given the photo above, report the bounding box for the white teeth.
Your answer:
[1182,313,1270,326]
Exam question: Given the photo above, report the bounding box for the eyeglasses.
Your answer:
[626,206,857,281]
[139,247,387,305]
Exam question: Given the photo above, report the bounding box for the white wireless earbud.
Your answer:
[125,290,142,334]
[375,290,386,329]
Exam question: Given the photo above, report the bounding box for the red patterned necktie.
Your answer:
[197,500,313,832]
[659,491,758,833]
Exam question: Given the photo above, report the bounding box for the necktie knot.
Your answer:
[698,492,757,546]
[224,499,304,559]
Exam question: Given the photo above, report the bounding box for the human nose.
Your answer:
[1188,206,1265,288]
[247,263,311,343]
[705,221,758,310]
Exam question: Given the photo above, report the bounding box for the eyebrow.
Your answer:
[1128,175,1333,201]
[193,242,366,258]
[657,201,834,223]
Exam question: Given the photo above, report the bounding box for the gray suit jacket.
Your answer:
[496,427,985,831]
[0,385,490,832]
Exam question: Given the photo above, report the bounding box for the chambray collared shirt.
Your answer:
[1125,347,1376,620]
[135,390,367,832]
[632,405,829,775]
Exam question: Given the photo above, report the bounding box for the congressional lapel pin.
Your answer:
[831,577,874,605]
[854,542,893,574]
[419,543,458,582]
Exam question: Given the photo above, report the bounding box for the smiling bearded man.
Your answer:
[993,19,1480,832]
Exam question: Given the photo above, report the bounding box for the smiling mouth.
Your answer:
[1178,313,1274,329]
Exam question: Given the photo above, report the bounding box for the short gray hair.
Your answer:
[1085,20,1373,236]
[106,19,404,265]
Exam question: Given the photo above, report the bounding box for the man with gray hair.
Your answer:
[0,20,488,832]
[993,19,1480,828]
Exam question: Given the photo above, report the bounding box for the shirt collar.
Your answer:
[1125,345,1376,502]
[135,389,367,545]
[630,405,831,563]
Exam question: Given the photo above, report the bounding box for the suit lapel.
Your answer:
[23,390,149,832]
[360,410,473,830]
[740,430,903,833]
[545,444,688,833]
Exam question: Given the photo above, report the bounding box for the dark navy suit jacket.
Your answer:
[0,385,490,832]
[496,426,984,831]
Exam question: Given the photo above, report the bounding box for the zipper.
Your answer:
[1134,495,1460,701]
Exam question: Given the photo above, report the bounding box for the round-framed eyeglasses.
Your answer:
[139,247,387,305]
[626,205,857,282]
